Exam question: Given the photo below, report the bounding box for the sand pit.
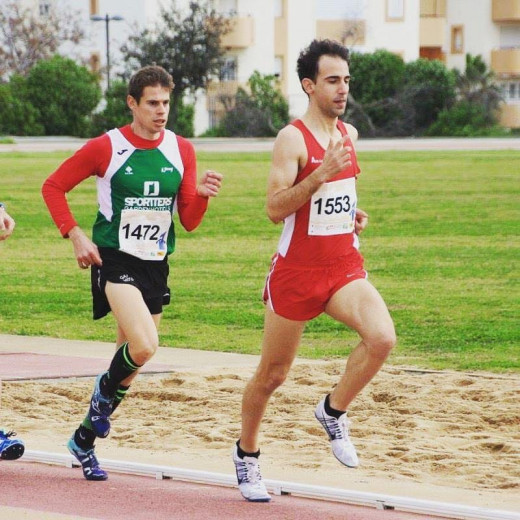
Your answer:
[1,360,519,513]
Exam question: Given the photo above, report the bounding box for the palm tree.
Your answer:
[454,54,503,125]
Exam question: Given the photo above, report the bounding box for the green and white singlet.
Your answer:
[93,129,183,261]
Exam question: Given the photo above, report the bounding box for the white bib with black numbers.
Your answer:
[119,209,172,260]
[308,178,357,236]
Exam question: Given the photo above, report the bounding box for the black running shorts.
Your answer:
[91,247,170,320]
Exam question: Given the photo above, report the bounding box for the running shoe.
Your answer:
[0,429,24,460]
[232,444,271,502]
[67,436,108,481]
[314,397,359,468]
[88,372,114,438]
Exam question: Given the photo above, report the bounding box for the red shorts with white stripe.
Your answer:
[263,253,367,321]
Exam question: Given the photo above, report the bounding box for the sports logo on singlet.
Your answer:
[144,181,160,196]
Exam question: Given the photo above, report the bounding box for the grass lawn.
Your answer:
[0,149,518,372]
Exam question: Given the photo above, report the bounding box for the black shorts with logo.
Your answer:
[91,247,171,320]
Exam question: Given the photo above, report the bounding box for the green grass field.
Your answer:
[0,149,518,372]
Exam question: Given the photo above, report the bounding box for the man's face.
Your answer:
[310,55,350,118]
[128,85,170,139]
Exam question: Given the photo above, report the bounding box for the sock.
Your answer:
[324,394,345,419]
[236,439,260,459]
[74,424,96,451]
[102,343,141,397]
[111,383,130,413]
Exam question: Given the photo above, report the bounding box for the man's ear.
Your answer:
[127,94,137,110]
[301,78,314,95]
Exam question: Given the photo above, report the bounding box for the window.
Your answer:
[220,57,237,81]
[90,52,101,74]
[39,1,51,16]
[387,0,405,21]
[498,81,520,104]
[90,0,99,16]
[219,0,237,16]
[275,0,284,18]
[274,56,283,79]
[451,25,464,54]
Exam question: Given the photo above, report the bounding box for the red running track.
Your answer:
[0,461,434,520]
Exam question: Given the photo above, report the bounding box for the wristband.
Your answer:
[0,203,5,210]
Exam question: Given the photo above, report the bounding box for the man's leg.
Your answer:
[314,279,396,467]
[89,283,160,431]
[239,308,306,452]
[114,312,162,390]
[234,308,305,502]
[69,284,160,480]
[324,279,396,411]
[106,282,161,369]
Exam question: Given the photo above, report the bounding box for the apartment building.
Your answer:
[420,0,520,128]
[19,0,520,132]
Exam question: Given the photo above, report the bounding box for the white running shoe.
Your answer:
[232,444,271,502]
[314,397,359,468]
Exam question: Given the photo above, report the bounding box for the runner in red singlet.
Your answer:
[233,39,396,503]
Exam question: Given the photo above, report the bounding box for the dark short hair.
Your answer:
[296,39,350,84]
[127,65,175,103]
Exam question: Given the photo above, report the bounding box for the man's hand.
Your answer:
[355,208,368,235]
[197,170,223,198]
[68,226,102,269]
[317,135,352,184]
[0,206,15,241]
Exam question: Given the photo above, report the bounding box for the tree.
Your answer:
[426,54,505,137]
[216,72,289,137]
[0,0,84,80]
[121,0,231,127]
[454,54,502,125]
[25,56,101,137]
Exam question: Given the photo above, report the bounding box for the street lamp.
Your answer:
[90,13,124,90]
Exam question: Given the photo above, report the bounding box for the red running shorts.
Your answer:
[263,254,367,321]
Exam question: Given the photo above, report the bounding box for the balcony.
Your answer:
[420,16,446,47]
[206,80,240,113]
[499,104,520,128]
[221,16,254,49]
[316,19,366,46]
[420,0,446,17]
[493,0,520,23]
[491,48,520,76]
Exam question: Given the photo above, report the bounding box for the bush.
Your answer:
[0,78,43,135]
[349,50,405,105]
[348,50,405,130]
[25,55,101,136]
[425,101,509,136]
[168,101,195,138]
[402,58,456,130]
[90,81,131,136]
[216,71,289,137]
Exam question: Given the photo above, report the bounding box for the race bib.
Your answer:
[308,178,357,236]
[119,209,171,260]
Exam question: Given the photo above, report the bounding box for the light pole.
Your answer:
[90,13,124,90]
